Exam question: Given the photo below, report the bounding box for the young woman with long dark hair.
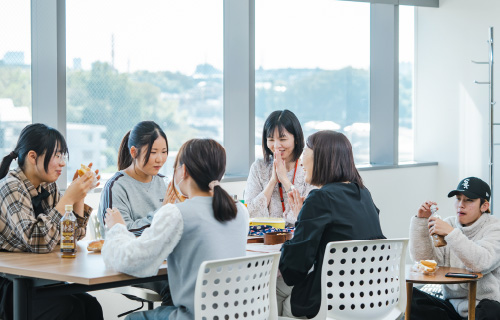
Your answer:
[278,130,385,318]
[0,123,103,320]
[245,109,315,226]
[102,138,248,320]
[98,120,172,237]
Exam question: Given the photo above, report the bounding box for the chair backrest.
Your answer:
[89,211,102,240]
[194,252,280,320]
[316,239,408,320]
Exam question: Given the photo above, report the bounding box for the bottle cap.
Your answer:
[65,205,73,212]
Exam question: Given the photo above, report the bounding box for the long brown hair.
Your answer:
[117,121,168,170]
[307,130,364,188]
[175,139,237,222]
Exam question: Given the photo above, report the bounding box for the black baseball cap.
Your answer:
[447,177,491,202]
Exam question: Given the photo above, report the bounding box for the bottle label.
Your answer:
[60,220,76,250]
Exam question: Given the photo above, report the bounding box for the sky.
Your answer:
[0,0,414,75]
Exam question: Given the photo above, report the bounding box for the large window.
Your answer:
[66,0,223,184]
[399,5,415,162]
[0,1,31,165]
[255,0,370,164]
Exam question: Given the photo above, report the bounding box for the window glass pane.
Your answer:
[0,1,31,165]
[399,6,414,162]
[255,0,370,164]
[66,0,223,184]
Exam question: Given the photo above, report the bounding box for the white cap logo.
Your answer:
[462,179,470,189]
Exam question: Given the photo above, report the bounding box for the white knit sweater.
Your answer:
[409,213,500,317]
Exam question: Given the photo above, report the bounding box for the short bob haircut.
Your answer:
[306,130,364,188]
[262,110,304,164]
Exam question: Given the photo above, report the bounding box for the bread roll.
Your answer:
[87,239,104,252]
[77,164,91,177]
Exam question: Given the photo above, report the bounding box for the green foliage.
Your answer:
[66,62,197,169]
[0,66,31,107]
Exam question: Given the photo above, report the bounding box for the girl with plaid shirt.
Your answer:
[0,123,103,320]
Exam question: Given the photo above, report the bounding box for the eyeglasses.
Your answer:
[54,153,68,164]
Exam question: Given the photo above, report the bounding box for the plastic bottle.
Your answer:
[60,204,77,258]
[430,204,447,247]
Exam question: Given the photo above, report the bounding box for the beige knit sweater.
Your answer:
[409,213,500,317]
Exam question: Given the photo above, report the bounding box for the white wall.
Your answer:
[415,0,500,210]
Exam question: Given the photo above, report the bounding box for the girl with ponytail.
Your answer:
[102,139,249,320]
[98,120,172,237]
[0,123,103,320]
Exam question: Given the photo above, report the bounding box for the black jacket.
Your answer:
[279,182,385,318]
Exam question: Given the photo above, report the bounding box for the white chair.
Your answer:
[278,239,408,320]
[194,252,281,320]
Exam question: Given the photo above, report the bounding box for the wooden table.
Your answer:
[405,265,482,320]
[0,241,167,320]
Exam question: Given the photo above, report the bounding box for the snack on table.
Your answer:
[77,164,91,177]
[414,259,438,274]
[87,239,104,252]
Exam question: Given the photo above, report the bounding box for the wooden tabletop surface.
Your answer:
[0,241,167,285]
[406,265,482,284]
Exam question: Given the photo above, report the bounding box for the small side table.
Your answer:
[405,266,482,320]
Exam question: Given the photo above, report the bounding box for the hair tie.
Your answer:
[209,180,220,191]
[9,151,18,159]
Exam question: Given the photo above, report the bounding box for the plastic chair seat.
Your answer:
[194,252,280,320]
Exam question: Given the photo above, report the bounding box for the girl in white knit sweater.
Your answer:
[409,177,500,320]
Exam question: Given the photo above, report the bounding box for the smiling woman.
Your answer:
[0,123,103,320]
[244,109,316,226]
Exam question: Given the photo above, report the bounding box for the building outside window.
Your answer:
[66,0,223,184]
[255,0,371,163]
[0,1,31,167]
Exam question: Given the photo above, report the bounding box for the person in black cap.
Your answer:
[408,177,500,320]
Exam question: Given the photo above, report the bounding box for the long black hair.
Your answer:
[262,109,304,163]
[0,123,68,179]
[175,139,237,222]
[117,121,168,170]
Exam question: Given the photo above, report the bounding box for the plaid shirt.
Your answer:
[0,167,91,253]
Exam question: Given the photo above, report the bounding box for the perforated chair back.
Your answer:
[90,211,102,240]
[318,239,408,320]
[194,252,280,320]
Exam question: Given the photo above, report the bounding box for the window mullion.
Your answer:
[223,0,255,178]
[370,3,399,165]
[31,0,67,186]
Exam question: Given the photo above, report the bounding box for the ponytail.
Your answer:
[117,121,168,170]
[0,151,18,179]
[0,123,67,180]
[176,139,237,223]
[212,185,237,222]
[117,131,132,170]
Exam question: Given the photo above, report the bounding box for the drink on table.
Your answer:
[60,204,77,258]
[430,204,447,247]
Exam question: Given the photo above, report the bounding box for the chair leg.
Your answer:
[118,301,144,318]
[148,301,154,310]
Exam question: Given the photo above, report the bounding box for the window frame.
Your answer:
[30,0,438,185]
